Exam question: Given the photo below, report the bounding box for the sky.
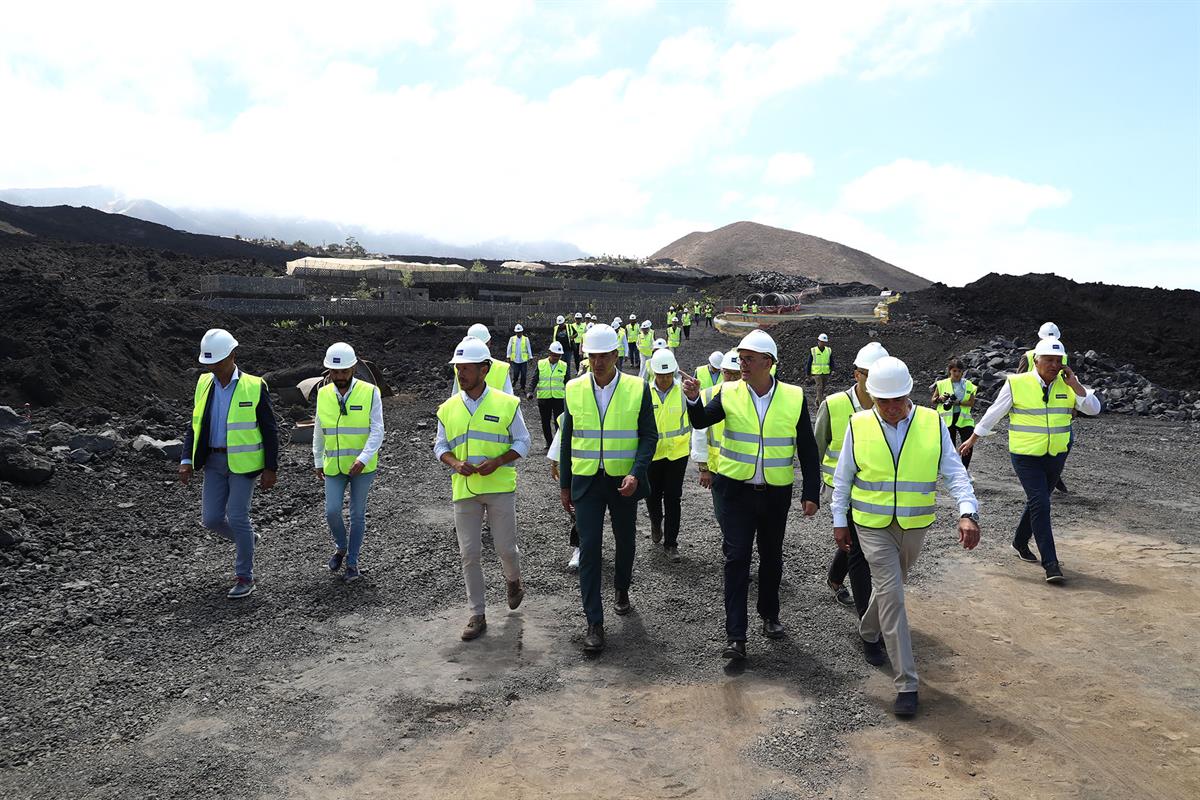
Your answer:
[1,0,1197,288]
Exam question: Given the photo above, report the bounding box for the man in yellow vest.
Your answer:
[527,341,568,446]
[695,351,724,391]
[571,312,587,364]
[560,324,658,653]
[1017,322,1071,493]
[636,319,654,365]
[553,314,575,374]
[830,356,980,717]
[814,341,889,615]
[313,342,384,582]
[690,348,742,485]
[179,328,278,599]
[680,306,692,340]
[666,321,682,351]
[959,337,1101,583]
[645,349,691,562]
[682,330,821,661]
[506,324,532,394]
[613,316,628,369]
[625,314,641,370]
[451,324,512,395]
[435,337,532,641]
[807,333,834,404]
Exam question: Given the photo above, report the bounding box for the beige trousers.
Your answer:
[453,492,521,616]
[857,521,927,693]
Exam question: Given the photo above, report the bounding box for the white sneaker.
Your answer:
[567,548,580,572]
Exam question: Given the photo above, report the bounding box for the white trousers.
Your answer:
[453,492,521,616]
[857,521,927,693]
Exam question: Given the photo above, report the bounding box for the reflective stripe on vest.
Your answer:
[667,327,682,347]
[1007,372,1075,456]
[317,380,378,476]
[702,383,728,471]
[821,389,855,487]
[810,346,832,375]
[637,330,654,355]
[565,372,644,477]
[849,406,941,530]
[650,381,690,461]
[507,336,531,362]
[715,380,804,485]
[191,372,265,474]
[935,378,976,427]
[536,358,568,399]
[436,389,520,501]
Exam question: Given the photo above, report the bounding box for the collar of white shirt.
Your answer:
[873,401,915,430]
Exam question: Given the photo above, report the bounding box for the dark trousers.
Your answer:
[947,423,974,469]
[511,361,528,392]
[683,324,691,340]
[705,317,713,328]
[826,517,872,619]
[645,456,688,546]
[575,474,639,625]
[628,349,640,368]
[536,398,564,445]
[1011,451,1069,566]
[711,475,792,640]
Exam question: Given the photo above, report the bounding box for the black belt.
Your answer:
[210,447,228,453]
[751,483,768,492]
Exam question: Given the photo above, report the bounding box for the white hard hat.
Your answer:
[583,323,619,354]
[641,320,652,329]
[514,324,524,333]
[853,341,889,370]
[708,350,724,369]
[865,356,913,399]
[324,341,357,369]
[549,341,564,355]
[651,349,678,374]
[574,312,583,319]
[817,333,829,342]
[630,313,637,320]
[721,349,740,371]
[198,328,238,364]
[1034,337,1067,358]
[653,338,667,349]
[1038,321,1061,340]
[467,323,491,344]
[613,316,623,324]
[556,315,565,324]
[737,329,778,360]
[449,337,491,364]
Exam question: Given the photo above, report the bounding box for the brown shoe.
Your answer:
[507,580,525,610]
[461,614,487,641]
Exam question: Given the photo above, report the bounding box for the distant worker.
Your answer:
[645,349,691,562]
[179,328,278,599]
[666,320,682,351]
[830,356,980,718]
[690,349,742,499]
[1017,322,1070,493]
[639,338,668,380]
[636,319,654,366]
[682,330,821,661]
[506,324,532,394]
[681,305,693,340]
[958,338,1101,583]
[553,314,575,373]
[740,301,748,312]
[815,341,888,614]
[625,315,641,370]
[571,312,586,363]
[807,333,834,404]
[528,341,568,447]
[451,324,512,395]
[704,303,714,328]
[313,342,384,583]
[750,302,759,313]
[560,324,658,653]
[613,317,628,369]
[434,337,531,641]
[666,306,677,326]
[696,351,724,391]
[931,357,977,469]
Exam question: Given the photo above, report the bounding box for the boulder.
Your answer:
[0,407,25,429]
[68,449,94,464]
[0,442,55,485]
[131,435,183,461]
[68,430,120,455]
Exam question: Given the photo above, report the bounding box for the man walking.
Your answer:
[553,315,575,374]
[528,341,568,447]
[696,351,724,392]
[830,356,980,717]
[682,330,821,661]
[681,305,692,340]
[435,337,531,641]
[625,315,641,370]
[313,342,384,582]
[613,317,628,370]
[179,328,278,598]
[506,324,532,394]
[451,324,512,395]
[560,324,658,653]
[806,333,834,404]
[645,349,691,562]
[959,337,1101,582]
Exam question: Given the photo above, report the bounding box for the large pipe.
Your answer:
[765,292,804,307]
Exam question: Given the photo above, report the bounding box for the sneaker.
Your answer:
[344,565,361,583]
[1011,542,1039,563]
[227,578,254,599]
[327,550,346,572]
[567,547,580,572]
[828,579,853,607]
[1044,562,1065,583]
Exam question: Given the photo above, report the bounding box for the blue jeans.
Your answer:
[325,471,376,566]
[1010,451,1069,566]
[200,452,257,580]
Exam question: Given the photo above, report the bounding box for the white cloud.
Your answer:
[720,190,744,208]
[649,29,718,78]
[710,154,760,177]
[763,152,815,184]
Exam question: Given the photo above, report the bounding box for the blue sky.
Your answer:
[1,0,1196,287]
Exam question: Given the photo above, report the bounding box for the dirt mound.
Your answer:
[650,221,930,290]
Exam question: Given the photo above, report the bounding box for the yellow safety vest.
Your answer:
[565,372,644,477]
[452,359,511,395]
[317,380,379,475]
[849,406,941,530]
[625,323,638,343]
[436,389,520,501]
[667,326,682,348]
[1007,372,1075,456]
[701,382,729,472]
[191,372,266,473]
[650,381,690,461]
[616,327,628,352]
[536,358,567,399]
[682,310,692,325]
[507,336,531,362]
[696,365,723,391]
[715,380,805,485]
[637,329,654,356]
[1025,349,1068,370]
[935,378,976,427]
[573,322,587,341]
[810,346,832,375]
[821,389,857,487]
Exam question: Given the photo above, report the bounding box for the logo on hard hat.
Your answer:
[456,348,464,356]
[203,352,211,359]
[333,357,342,363]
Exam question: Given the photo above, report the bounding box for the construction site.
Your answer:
[0,208,1198,800]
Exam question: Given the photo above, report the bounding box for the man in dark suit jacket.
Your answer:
[560,325,657,654]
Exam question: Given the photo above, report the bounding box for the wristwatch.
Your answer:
[960,512,980,523]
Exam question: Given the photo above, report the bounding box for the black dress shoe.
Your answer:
[650,521,663,544]
[761,619,786,639]
[583,623,605,653]
[614,589,631,615]
[1044,561,1065,583]
[1012,541,1039,563]
[722,640,746,660]
[665,545,681,562]
[894,691,918,717]
[863,637,888,667]
[1054,477,1069,494]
